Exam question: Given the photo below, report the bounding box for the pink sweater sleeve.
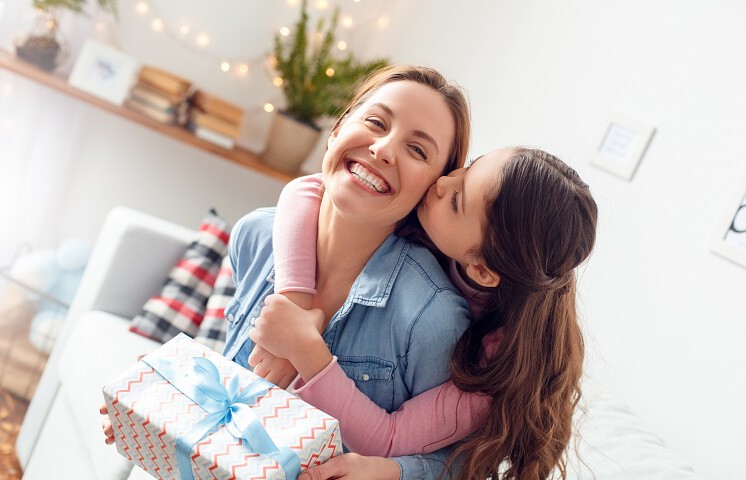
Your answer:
[294,359,491,457]
[272,174,324,294]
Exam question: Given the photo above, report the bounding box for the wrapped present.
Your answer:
[103,333,341,480]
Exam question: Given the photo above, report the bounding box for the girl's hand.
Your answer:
[298,454,401,480]
[248,345,298,389]
[249,294,325,361]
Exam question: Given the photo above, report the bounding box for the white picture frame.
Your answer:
[591,113,656,180]
[68,39,139,106]
[711,175,746,268]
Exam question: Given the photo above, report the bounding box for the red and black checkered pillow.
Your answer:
[194,255,235,352]
[129,209,231,343]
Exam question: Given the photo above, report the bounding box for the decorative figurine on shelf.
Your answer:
[262,0,387,174]
[15,0,118,72]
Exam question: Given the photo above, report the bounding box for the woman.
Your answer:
[221,65,474,479]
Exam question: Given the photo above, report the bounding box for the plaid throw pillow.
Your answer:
[129,209,230,343]
[194,255,235,352]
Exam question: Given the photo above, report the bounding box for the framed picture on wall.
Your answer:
[68,39,139,106]
[712,175,746,268]
[591,113,656,180]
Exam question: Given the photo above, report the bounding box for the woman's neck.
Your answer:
[314,195,393,299]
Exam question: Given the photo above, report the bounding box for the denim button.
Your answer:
[362,373,370,381]
[227,313,234,321]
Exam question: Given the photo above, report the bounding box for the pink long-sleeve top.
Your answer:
[272,174,503,457]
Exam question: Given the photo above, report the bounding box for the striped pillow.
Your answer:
[129,209,230,343]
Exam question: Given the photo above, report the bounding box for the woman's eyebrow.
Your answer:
[369,102,440,155]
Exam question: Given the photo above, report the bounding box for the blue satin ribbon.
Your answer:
[142,355,302,480]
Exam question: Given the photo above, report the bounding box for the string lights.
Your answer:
[96,0,391,119]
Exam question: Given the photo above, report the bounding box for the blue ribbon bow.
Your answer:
[142,355,301,480]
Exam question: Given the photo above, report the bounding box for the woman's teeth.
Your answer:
[349,162,391,193]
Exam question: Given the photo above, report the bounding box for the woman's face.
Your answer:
[417,148,511,267]
[322,81,456,230]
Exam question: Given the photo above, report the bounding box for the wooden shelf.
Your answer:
[0,49,295,184]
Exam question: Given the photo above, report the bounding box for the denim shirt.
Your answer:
[223,208,471,479]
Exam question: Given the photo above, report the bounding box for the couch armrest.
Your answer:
[16,206,196,467]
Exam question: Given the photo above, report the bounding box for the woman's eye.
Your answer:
[410,145,427,160]
[365,117,385,129]
[450,191,458,213]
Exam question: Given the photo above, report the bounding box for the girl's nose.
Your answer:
[435,175,449,198]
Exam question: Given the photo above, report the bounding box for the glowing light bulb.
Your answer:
[273,77,284,87]
[287,0,299,5]
[180,25,190,35]
[221,62,231,72]
[196,33,210,47]
[377,16,390,28]
[341,16,353,28]
[268,55,278,68]
[238,64,250,75]
[326,68,335,77]
[280,27,290,37]
[135,2,149,15]
[151,18,164,31]
[316,0,329,9]
[95,22,105,32]
[264,103,275,113]
[353,0,361,3]
[337,41,347,51]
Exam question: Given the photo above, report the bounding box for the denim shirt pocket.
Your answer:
[336,356,395,412]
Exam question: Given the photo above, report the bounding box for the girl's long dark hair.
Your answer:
[450,148,598,479]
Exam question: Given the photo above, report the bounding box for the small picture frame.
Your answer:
[712,175,746,268]
[68,39,139,106]
[591,113,656,180]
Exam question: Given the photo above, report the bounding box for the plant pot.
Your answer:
[15,11,66,72]
[262,111,322,175]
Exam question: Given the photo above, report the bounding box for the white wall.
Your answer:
[361,1,743,478]
[1,0,743,478]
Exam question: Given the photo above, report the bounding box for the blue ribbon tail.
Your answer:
[175,411,226,480]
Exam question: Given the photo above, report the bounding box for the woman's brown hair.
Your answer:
[450,148,598,479]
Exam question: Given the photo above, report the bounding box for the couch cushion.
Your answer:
[58,310,160,480]
[129,209,230,343]
[194,254,234,352]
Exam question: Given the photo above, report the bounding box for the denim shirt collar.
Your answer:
[269,234,408,317]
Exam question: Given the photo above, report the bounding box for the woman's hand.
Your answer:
[299,454,401,480]
[248,345,298,389]
[100,403,115,445]
[249,294,325,361]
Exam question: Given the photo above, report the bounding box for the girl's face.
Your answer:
[417,148,511,278]
[322,81,455,230]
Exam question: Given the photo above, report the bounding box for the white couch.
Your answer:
[17,207,706,480]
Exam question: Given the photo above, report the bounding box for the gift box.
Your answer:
[103,333,342,480]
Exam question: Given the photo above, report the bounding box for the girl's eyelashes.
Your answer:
[450,190,459,213]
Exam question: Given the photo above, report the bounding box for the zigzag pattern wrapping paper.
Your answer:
[103,334,342,479]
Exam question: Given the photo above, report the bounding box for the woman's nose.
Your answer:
[369,137,395,165]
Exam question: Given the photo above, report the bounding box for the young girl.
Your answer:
[249,147,598,479]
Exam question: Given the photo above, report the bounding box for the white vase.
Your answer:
[262,111,322,175]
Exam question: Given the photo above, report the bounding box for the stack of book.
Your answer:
[125,65,192,124]
[188,90,244,150]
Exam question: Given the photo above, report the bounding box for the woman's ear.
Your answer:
[465,259,500,288]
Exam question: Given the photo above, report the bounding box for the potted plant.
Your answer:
[263,0,387,174]
[15,0,118,72]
